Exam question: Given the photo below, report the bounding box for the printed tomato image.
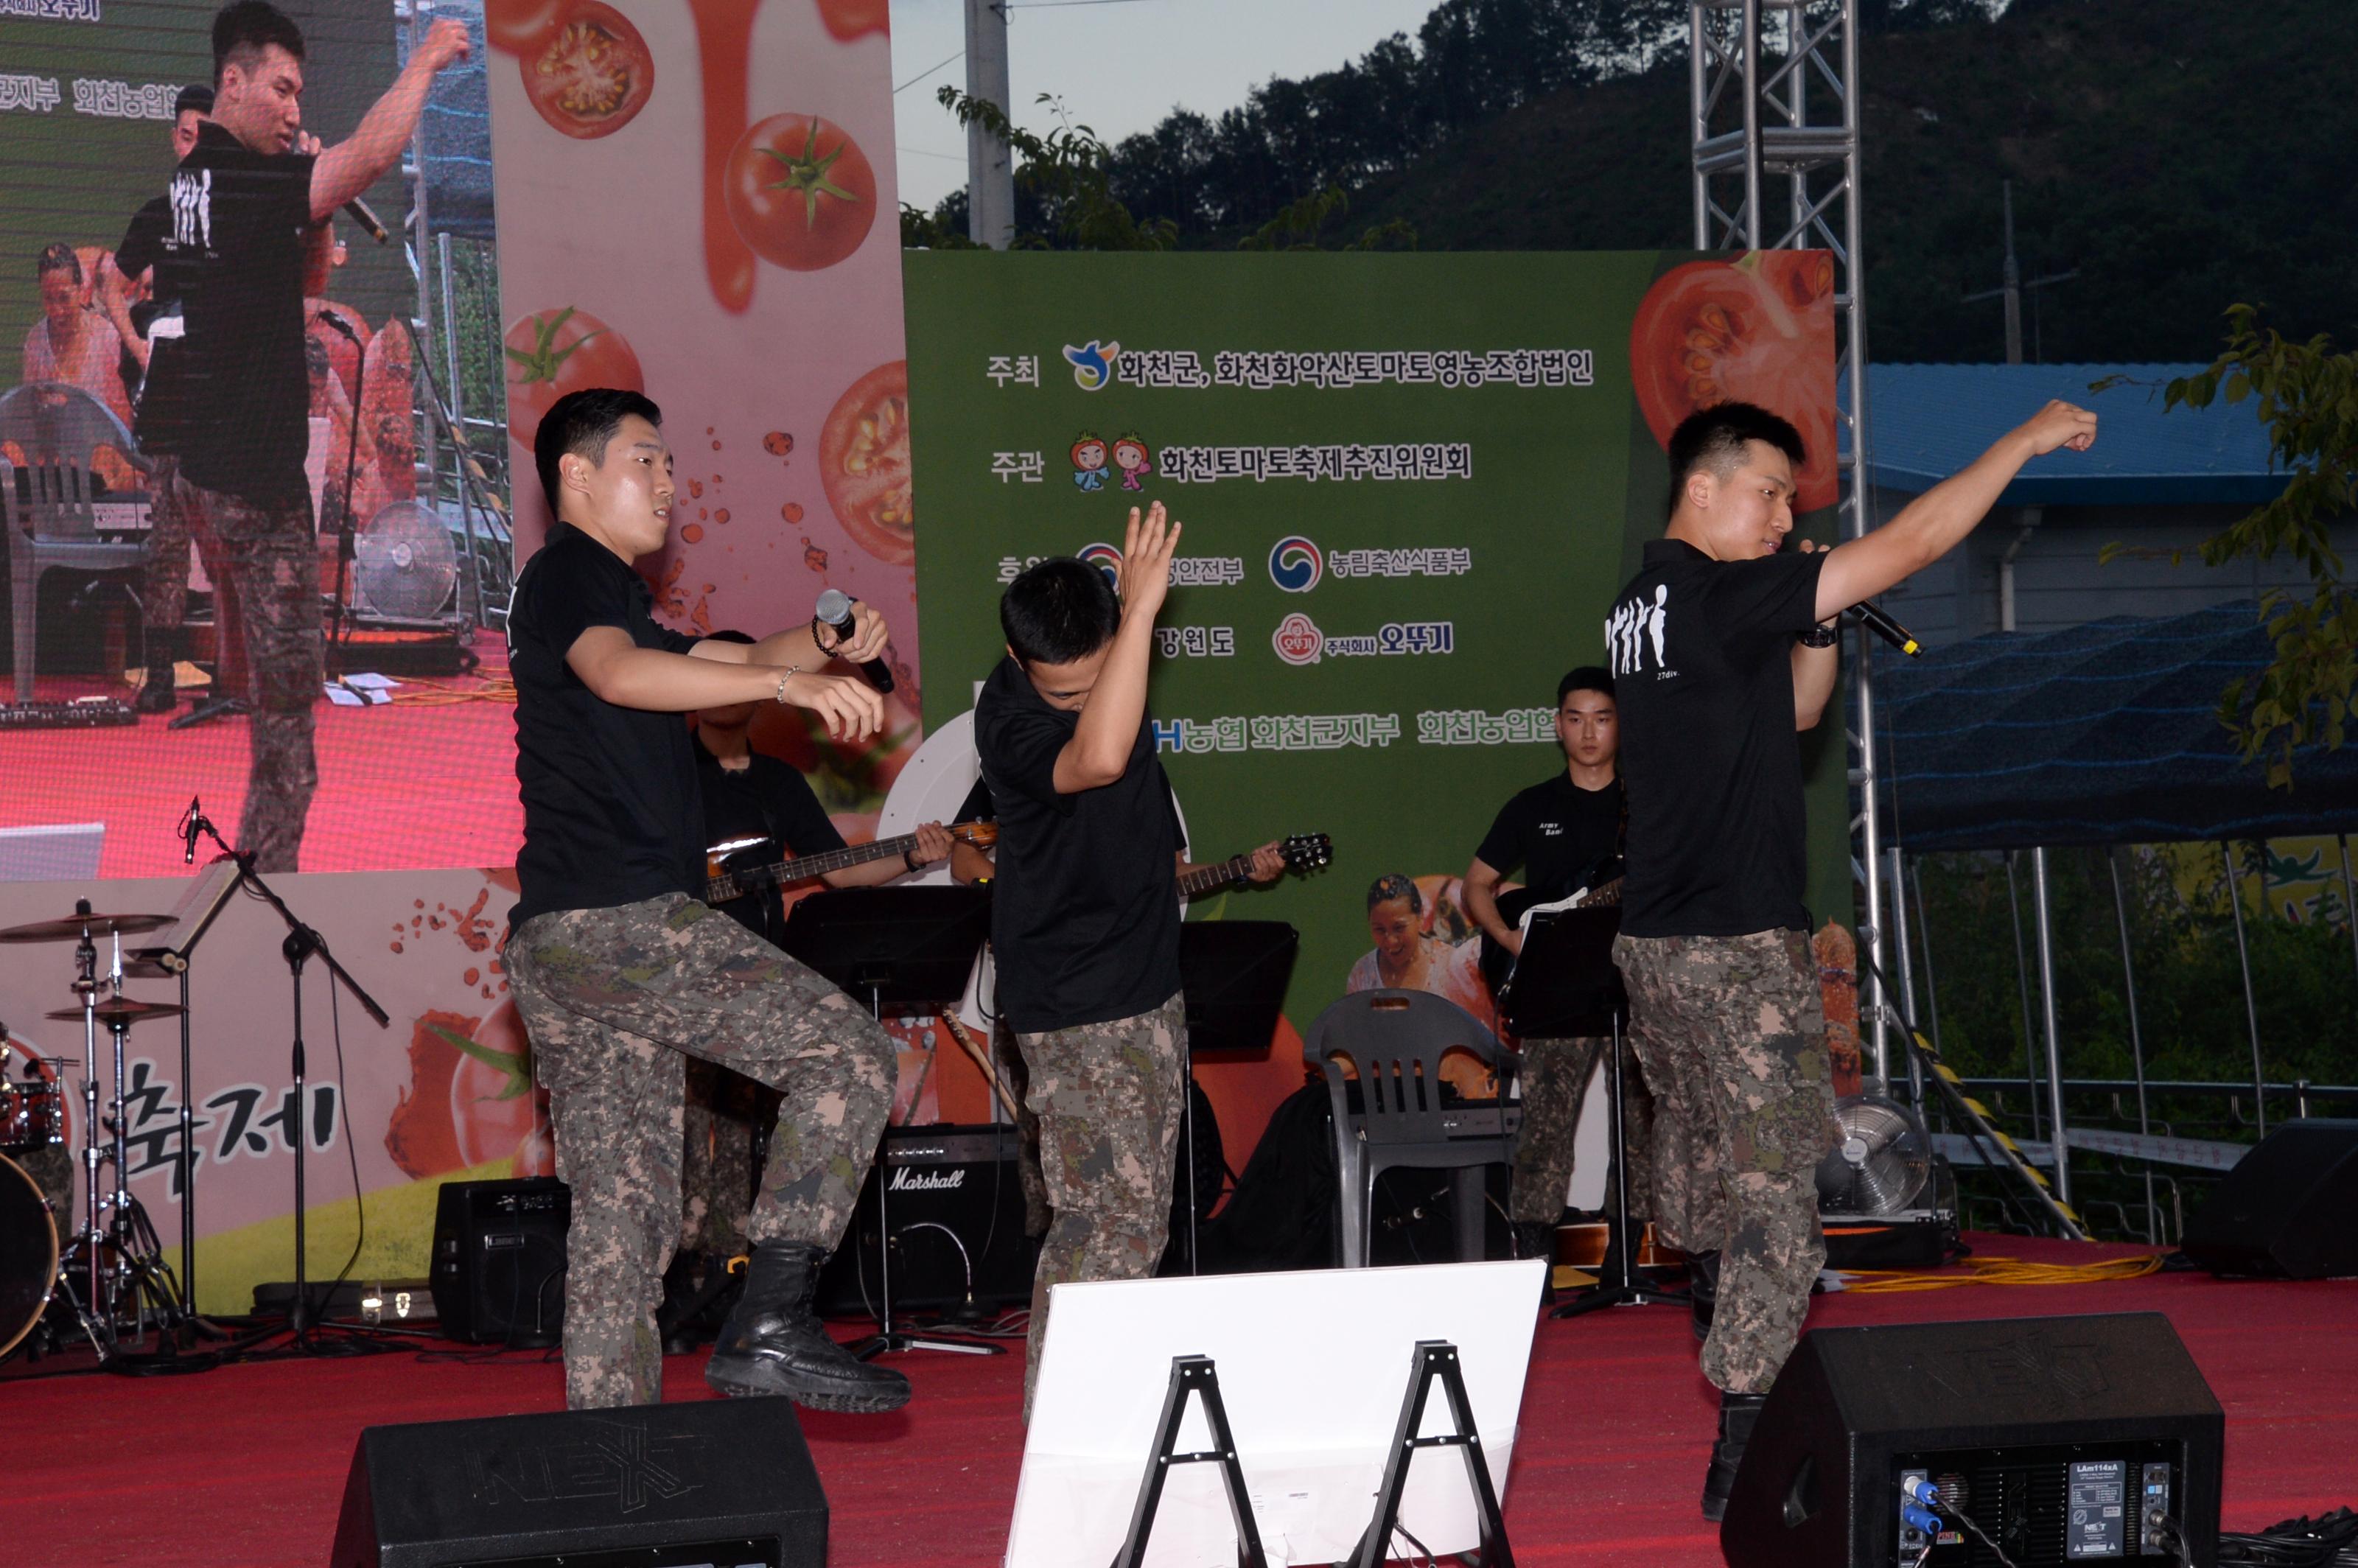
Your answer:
[813,0,889,41]
[521,0,654,140]
[485,0,566,54]
[724,114,877,273]
[385,1004,554,1180]
[503,305,642,454]
[818,360,913,564]
[1629,250,1839,512]
[688,0,760,312]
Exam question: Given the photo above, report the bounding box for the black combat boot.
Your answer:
[1511,1220,1558,1302]
[135,633,181,715]
[1701,1387,1767,1522]
[703,1242,910,1412]
[1686,1249,1721,1343]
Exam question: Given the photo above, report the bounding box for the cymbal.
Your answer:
[43,997,186,1026]
[0,911,173,943]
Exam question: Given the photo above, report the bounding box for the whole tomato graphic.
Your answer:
[503,305,642,455]
[485,0,566,54]
[812,0,889,40]
[724,114,878,273]
[819,360,913,565]
[1628,250,1840,512]
[520,0,654,140]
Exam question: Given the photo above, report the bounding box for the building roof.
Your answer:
[1842,363,2289,507]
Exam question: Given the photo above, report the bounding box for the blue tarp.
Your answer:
[1842,363,2289,508]
[1876,601,2358,850]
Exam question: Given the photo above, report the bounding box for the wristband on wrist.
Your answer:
[1797,623,1839,649]
[903,847,921,874]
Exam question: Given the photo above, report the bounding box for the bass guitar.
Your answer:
[704,820,998,906]
[1178,832,1334,897]
[1476,864,1623,995]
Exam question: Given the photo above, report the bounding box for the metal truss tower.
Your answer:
[1689,0,1893,1077]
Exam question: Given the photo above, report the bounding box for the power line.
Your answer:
[1005,0,1161,8]
[894,48,963,94]
[898,145,968,164]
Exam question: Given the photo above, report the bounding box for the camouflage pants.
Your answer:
[1015,991,1186,1417]
[505,894,897,1410]
[139,455,216,633]
[167,469,318,873]
[988,1021,1051,1237]
[679,1059,777,1257]
[1509,1035,1655,1226]
[1615,929,1839,1395]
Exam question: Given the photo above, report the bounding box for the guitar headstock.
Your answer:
[1278,833,1333,873]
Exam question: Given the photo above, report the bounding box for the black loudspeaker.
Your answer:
[815,1123,1033,1317]
[2180,1117,2358,1280]
[431,1177,571,1345]
[329,1397,825,1568]
[1721,1313,2224,1568]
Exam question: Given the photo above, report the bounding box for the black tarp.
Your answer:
[1876,601,2358,850]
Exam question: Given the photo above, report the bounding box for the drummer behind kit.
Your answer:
[0,902,197,1362]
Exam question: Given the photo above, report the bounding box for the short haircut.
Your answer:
[175,83,216,118]
[1558,665,1614,706]
[534,387,662,521]
[1001,557,1120,666]
[213,1,306,85]
[35,242,81,284]
[1666,401,1805,515]
[1367,872,1422,914]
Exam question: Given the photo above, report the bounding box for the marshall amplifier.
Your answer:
[430,1177,571,1345]
[816,1123,1033,1318]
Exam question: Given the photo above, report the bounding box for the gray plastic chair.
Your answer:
[2,382,150,700]
[1306,988,1522,1269]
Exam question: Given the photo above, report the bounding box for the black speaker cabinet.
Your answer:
[1721,1313,2224,1568]
[816,1123,1034,1317]
[329,1397,826,1568]
[2181,1117,2358,1279]
[431,1177,572,1345]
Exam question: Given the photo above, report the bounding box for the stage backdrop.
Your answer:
[905,250,1853,1031]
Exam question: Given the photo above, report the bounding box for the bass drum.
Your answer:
[0,1153,60,1358]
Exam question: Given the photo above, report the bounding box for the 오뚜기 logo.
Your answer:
[1273,612,1325,665]
[1267,535,1323,593]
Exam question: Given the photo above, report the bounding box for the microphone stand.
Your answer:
[318,312,370,672]
[187,813,389,1350]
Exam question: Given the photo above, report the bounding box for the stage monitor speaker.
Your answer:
[329,1397,826,1568]
[1721,1312,2223,1568]
[2180,1116,2358,1280]
[430,1177,571,1345]
[816,1123,1033,1318]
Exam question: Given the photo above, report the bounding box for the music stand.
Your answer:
[777,886,996,1359]
[1173,921,1298,1272]
[1491,906,1684,1319]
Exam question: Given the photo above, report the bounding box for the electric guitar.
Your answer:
[1476,861,1624,995]
[704,820,998,905]
[1178,832,1334,898]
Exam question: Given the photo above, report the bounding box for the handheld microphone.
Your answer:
[181,797,203,865]
[814,589,895,695]
[342,195,391,245]
[1848,599,1923,657]
[313,307,360,340]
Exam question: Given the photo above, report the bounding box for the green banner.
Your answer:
[906,251,1850,1032]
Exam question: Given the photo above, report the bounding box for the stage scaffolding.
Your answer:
[1689,1,1895,1078]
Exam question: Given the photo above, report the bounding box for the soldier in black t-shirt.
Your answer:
[130,2,468,864]
[501,387,918,1415]
[975,508,1281,1415]
[1609,397,2096,1519]
[1462,665,1653,1272]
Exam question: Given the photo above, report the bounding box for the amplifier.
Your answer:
[430,1177,570,1345]
[816,1123,1033,1318]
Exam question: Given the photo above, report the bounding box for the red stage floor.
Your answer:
[7,1236,2350,1567]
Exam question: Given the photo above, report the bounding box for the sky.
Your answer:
[887,0,1445,215]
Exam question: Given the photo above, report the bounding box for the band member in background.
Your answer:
[674,635,955,1269]
[1609,398,2096,1518]
[1461,666,1653,1275]
[21,245,132,428]
[102,83,215,715]
[502,387,912,1415]
[976,508,1279,1415]
[136,0,466,861]
[1346,874,1499,1037]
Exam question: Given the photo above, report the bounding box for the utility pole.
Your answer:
[1963,181,2076,365]
[964,0,1015,249]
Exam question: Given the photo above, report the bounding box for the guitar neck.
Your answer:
[1178,853,1256,899]
[710,833,916,902]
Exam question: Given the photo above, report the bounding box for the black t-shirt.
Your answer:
[508,523,707,931]
[1474,773,1623,901]
[141,122,313,503]
[696,744,846,942]
[973,656,1182,1033]
[112,196,173,409]
[1609,539,1826,938]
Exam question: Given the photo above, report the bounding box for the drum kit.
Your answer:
[1,900,197,1360]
